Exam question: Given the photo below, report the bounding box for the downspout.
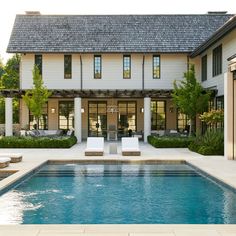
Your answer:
[142,55,145,90]
[187,54,190,71]
[80,55,83,90]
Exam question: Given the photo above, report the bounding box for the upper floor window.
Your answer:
[201,55,207,82]
[64,55,72,79]
[94,55,101,79]
[123,55,131,79]
[35,55,42,75]
[153,55,160,79]
[212,45,222,77]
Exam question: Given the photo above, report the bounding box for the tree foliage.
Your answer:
[1,54,20,89]
[199,109,224,126]
[22,65,51,129]
[0,54,20,124]
[0,56,4,81]
[172,65,210,135]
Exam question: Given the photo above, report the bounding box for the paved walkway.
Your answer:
[0,142,236,235]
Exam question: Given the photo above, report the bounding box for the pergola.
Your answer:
[0,89,174,98]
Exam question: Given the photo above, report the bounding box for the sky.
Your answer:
[0,0,236,63]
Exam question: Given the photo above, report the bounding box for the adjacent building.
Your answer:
[4,12,236,146]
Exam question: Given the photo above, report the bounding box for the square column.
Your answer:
[5,97,13,136]
[74,97,82,143]
[144,97,151,143]
[225,65,236,160]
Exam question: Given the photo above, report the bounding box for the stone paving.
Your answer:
[0,142,236,235]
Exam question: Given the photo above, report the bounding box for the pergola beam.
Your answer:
[0,89,215,99]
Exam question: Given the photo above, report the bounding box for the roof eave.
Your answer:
[6,50,192,54]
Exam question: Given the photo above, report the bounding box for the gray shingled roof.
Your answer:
[7,14,233,53]
[191,15,236,57]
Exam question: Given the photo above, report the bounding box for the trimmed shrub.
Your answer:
[148,135,194,148]
[188,130,224,155]
[0,136,77,148]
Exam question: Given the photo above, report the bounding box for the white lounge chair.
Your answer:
[121,137,141,156]
[0,153,23,163]
[85,137,104,156]
[0,157,11,168]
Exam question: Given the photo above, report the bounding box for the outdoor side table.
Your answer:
[109,143,117,154]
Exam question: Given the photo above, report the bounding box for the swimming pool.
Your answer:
[1,162,236,224]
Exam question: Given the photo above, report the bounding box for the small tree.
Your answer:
[22,65,51,130]
[1,54,20,89]
[172,65,210,135]
[199,109,224,127]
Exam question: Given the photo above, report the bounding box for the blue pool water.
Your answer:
[1,163,236,224]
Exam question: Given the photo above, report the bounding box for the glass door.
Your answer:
[117,101,136,138]
[88,102,107,137]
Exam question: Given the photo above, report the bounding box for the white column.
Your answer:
[144,97,151,143]
[74,97,82,143]
[5,97,13,136]
[224,70,235,160]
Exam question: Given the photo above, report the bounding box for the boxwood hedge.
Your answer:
[0,136,77,148]
[148,135,194,148]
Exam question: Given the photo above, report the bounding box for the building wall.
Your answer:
[198,29,236,96]
[20,53,188,90]
[144,54,188,89]
[21,54,81,89]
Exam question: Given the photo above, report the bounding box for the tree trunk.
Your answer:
[189,118,192,137]
[36,117,39,131]
[189,117,196,136]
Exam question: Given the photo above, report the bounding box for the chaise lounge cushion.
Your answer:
[0,153,23,163]
[121,137,141,156]
[85,137,104,156]
[0,157,11,168]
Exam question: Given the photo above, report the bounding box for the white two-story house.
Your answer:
[4,12,236,143]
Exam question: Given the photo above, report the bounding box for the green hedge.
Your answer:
[148,135,194,148]
[0,136,77,148]
[188,130,224,155]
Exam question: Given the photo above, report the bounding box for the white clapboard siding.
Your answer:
[144,54,188,89]
[200,29,236,96]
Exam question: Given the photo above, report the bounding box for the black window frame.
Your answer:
[123,55,131,79]
[58,101,74,130]
[35,54,42,75]
[94,55,102,79]
[153,55,160,79]
[64,55,72,79]
[201,55,207,82]
[29,102,48,130]
[176,109,189,133]
[212,45,222,77]
[151,100,166,130]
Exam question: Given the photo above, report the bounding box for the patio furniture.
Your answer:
[107,125,117,141]
[133,131,143,140]
[109,143,117,154]
[121,137,141,156]
[0,153,23,163]
[0,157,11,168]
[85,137,104,156]
[26,130,63,137]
